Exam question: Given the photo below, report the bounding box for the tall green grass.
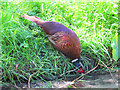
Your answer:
[1,0,118,86]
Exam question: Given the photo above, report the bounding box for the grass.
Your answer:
[1,0,118,87]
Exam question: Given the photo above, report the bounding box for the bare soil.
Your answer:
[2,71,119,89]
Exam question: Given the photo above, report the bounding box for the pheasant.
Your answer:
[21,14,84,73]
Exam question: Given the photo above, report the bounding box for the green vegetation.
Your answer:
[111,34,120,61]
[1,0,118,86]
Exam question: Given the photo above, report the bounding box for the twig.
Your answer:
[60,62,99,88]
[98,63,118,72]
[28,74,34,88]
[72,62,99,83]
[70,84,77,88]
[98,59,117,85]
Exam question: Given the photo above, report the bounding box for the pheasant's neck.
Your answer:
[72,58,83,68]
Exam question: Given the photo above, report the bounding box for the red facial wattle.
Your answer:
[78,68,84,73]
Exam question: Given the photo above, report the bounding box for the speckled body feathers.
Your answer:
[21,14,81,60]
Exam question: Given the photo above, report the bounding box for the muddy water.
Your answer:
[1,72,119,89]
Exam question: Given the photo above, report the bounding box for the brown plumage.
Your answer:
[21,14,84,73]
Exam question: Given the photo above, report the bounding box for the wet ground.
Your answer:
[2,71,119,89]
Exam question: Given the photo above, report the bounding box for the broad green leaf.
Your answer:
[111,34,120,61]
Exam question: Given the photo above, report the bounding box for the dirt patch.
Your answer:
[2,72,118,88]
[1,71,119,89]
